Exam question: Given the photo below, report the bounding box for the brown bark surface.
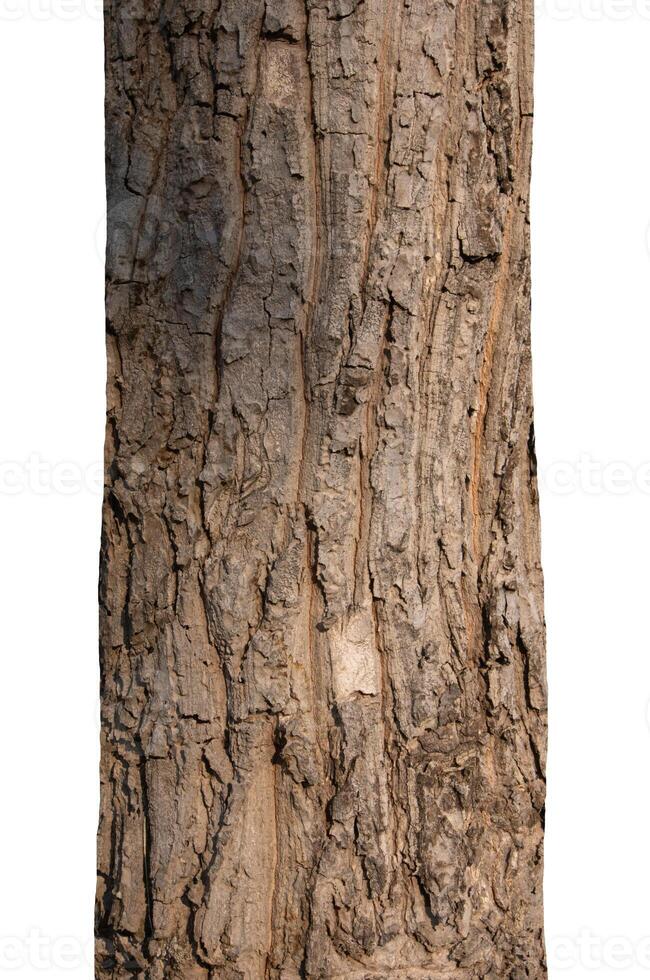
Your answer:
[97,0,546,977]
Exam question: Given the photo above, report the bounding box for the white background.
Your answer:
[0,0,649,976]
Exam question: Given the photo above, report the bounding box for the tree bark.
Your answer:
[97,0,546,977]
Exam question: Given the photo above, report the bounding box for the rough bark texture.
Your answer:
[97,0,546,977]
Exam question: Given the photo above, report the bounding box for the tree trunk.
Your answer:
[97,0,546,977]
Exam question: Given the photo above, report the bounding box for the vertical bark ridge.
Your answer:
[469,110,524,570]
